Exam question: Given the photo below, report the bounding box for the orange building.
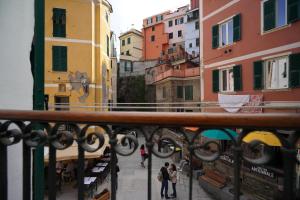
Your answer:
[201,0,300,112]
[142,11,170,60]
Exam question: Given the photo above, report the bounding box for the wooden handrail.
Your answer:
[0,110,299,128]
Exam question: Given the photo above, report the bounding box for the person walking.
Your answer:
[160,162,170,199]
[169,164,177,198]
[140,144,148,167]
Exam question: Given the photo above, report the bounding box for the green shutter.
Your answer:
[130,62,133,72]
[212,25,219,49]
[185,86,193,100]
[253,61,263,90]
[53,8,66,37]
[263,0,276,31]
[177,86,183,98]
[289,53,300,87]
[52,46,67,71]
[233,14,241,42]
[212,69,219,93]
[288,0,300,23]
[233,65,242,91]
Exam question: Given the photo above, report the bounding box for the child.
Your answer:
[140,144,148,167]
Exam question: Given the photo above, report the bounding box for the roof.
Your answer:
[119,29,143,38]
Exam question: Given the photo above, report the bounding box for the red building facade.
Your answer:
[190,0,199,10]
[142,12,170,61]
[201,0,300,112]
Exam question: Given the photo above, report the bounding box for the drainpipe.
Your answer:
[33,0,45,199]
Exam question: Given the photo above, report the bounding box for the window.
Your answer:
[122,40,125,46]
[169,20,173,27]
[156,15,163,22]
[106,35,109,56]
[220,19,234,46]
[124,61,133,72]
[169,32,173,39]
[53,8,66,37]
[195,21,199,30]
[262,0,288,32]
[126,50,130,55]
[180,17,184,24]
[147,17,153,24]
[52,46,67,71]
[189,43,192,48]
[177,86,183,98]
[212,14,241,49]
[127,37,131,44]
[220,68,234,92]
[184,85,193,100]
[121,52,124,55]
[196,38,200,47]
[175,19,178,25]
[265,56,289,89]
[212,65,242,92]
[178,30,182,37]
[151,35,155,42]
[162,87,166,98]
[152,26,155,31]
[55,96,69,111]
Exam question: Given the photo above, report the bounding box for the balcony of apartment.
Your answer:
[0,110,299,200]
[154,66,200,83]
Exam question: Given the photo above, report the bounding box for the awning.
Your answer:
[202,129,238,140]
[243,131,282,146]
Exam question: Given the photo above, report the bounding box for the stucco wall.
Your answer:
[184,19,200,55]
[0,0,34,199]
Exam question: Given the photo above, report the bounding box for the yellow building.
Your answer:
[119,29,143,61]
[45,0,113,111]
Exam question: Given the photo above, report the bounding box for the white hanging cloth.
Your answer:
[218,94,250,113]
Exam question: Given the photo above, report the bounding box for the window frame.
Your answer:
[127,37,131,44]
[178,30,182,37]
[219,19,234,47]
[261,0,288,33]
[168,20,173,27]
[195,21,199,30]
[169,32,173,39]
[264,56,289,89]
[151,35,155,42]
[220,67,235,92]
[122,40,125,46]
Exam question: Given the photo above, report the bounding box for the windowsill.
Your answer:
[262,88,291,92]
[261,24,291,35]
[218,91,237,95]
[217,43,235,50]
[51,71,68,73]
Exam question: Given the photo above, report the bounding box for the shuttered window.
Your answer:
[52,46,67,72]
[289,53,300,87]
[177,86,183,98]
[253,61,264,90]
[53,8,66,37]
[263,0,276,31]
[288,0,300,23]
[185,85,193,100]
[233,14,241,42]
[212,69,219,92]
[212,25,219,49]
[233,65,242,91]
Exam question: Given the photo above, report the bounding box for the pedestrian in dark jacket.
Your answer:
[160,162,170,199]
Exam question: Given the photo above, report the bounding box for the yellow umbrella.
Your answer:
[243,131,282,146]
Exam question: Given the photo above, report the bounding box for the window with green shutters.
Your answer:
[212,69,219,92]
[253,61,263,90]
[289,53,300,87]
[52,46,67,72]
[212,13,241,48]
[184,85,193,100]
[288,0,300,23]
[262,0,297,32]
[177,86,183,98]
[53,8,66,37]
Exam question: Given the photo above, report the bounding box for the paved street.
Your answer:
[116,136,213,200]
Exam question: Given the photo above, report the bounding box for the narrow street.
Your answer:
[116,136,213,200]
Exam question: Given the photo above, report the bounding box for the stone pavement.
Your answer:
[116,136,213,200]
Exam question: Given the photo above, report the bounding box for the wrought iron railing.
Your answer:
[0,110,299,200]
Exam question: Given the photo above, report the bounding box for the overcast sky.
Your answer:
[109,0,190,55]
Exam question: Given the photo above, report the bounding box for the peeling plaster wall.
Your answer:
[0,0,34,199]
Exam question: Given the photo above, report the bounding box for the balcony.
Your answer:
[154,67,200,83]
[0,110,299,200]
